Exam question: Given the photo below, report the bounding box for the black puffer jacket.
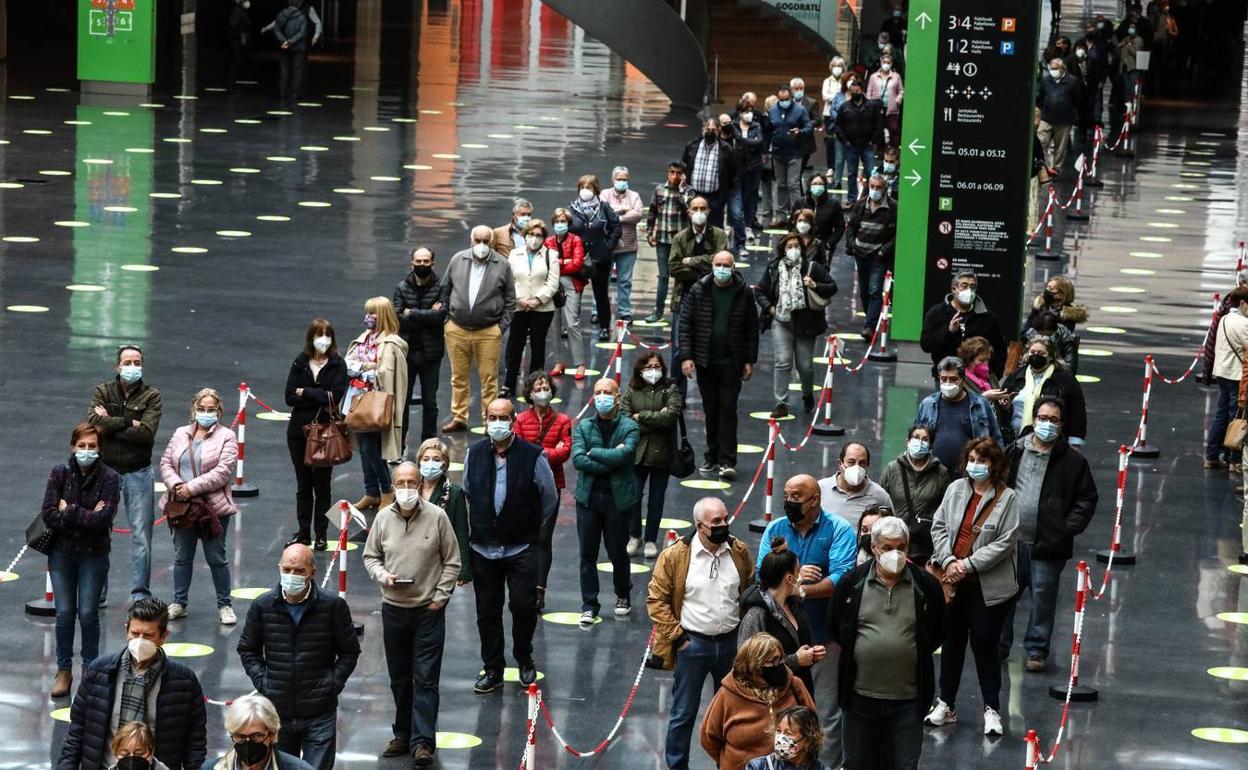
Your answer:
[677,272,759,369]
[284,353,348,440]
[833,95,883,147]
[738,584,814,694]
[568,198,621,266]
[236,583,361,720]
[393,271,447,365]
[56,650,206,770]
[1005,431,1098,561]
[755,255,837,338]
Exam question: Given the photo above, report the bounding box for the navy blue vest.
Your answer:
[464,437,543,546]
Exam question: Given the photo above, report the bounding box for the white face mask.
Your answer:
[578,187,595,202]
[1049,68,1063,79]
[741,111,754,124]
[128,637,158,664]
[690,211,708,227]
[525,234,544,252]
[394,488,421,510]
[313,335,331,354]
[784,247,802,263]
[877,549,906,575]
[795,221,811,235]
[472,242,491,259]
[940,381,962,399]
[955,288,975,306]
[880,63,892,73]
[842,464,867,487]
[641,368,662,385]
[831,66,843,77]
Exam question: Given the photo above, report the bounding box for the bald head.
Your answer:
[592,378,619,396]
[279,544,315,597]
[782,474,820,527]
[486,398,515,420]
[693,496,728,524]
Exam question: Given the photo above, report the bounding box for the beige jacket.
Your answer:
[362,499,461,608]
[346,331,409,461]
[508,246,561,313]
[1214,311,1248,381]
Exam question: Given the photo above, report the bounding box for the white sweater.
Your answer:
[1214,310,1248,381]
[508,246,561,313]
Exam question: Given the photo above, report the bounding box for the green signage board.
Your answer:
[78,0,156,84]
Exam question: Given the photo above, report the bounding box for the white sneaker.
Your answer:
[643,541,659,559]
[218,606,237,625]
[983,707,1003,736]
[626,536,642,557]
[924,699,957,727]
[167,603,187,620]
[578,610,597,626]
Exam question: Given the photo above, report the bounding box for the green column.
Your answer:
[78,0,156,86]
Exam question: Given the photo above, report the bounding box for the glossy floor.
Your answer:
[1,2,1246,769]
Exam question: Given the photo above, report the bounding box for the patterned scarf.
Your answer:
[119,649,165,728]
[775,259,806,322]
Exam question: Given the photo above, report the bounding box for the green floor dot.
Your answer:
[788,382,822,392]
[0,571,18,582]
[659,517,692,530]
[1207,666,1248,681]
[735,262,751,269]
[231,587,271,600]
[469,426,485,435]
[543,611,602,626]
[750,411,795,421]
[738,444,765,454]
[681,479,731,491]
[1217,612,1248,624]
[1192,727,1248,744]
[51,707,70,722]
[598,561,650,574]
[746,244,772,252]
[477,667,545,683]
[436,732,483,750]
[164,642,214,657]
[1075,375,1101,384]
[1228,564,1248,575]
[1081,348,1113,357]
[763,228,788,235]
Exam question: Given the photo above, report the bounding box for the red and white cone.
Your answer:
[231,382,260,497]
[1064,158,1090,222]
[337,501,365,636]
[749,420,778,534]
[26,567,56,616]
[867,273,898,362]
[812,336,845,437]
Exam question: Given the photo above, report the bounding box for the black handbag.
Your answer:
[26,511,54,555]
[671,413,696,479]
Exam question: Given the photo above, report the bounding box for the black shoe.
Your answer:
[313,538,328,551]
[535,586,545,612]
[698,461,718,474]
[474,670,504,694]
[803,393,815,412]
[770,403,789,419]
[561,330,568,339]
[718,465,738,481]
[1239,552,1248,565]
[518,660,537,686]
[285,534,311,548]
[382,738,409,758]
[643,312,663,324]
[412,743,434,769]
[597,328,611,341]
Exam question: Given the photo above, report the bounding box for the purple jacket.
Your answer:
[41,460,120,555]
[158,423,239,520]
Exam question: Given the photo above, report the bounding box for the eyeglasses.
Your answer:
[229,732,270,744]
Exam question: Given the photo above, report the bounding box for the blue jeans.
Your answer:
[841,143,875,202]
[854,255,887,331]
[48,548,109,670]
[171,525,232,609]
[843,696,923,770]
[665,632,736,770]
[1206,376,1240,462]
[631,465,670,543]
[612,250,637,318]
[575,489,631,613]
[726,183,746,251]
[357,431,391,496]
[119,466,154,599]
[277,711,337,770]
[653,243,672,315]
[1001,542,1067,660]
[382,603,446,752]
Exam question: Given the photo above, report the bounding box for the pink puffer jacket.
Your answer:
[158,423,239,519]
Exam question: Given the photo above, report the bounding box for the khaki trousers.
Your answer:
[1037,120,1071,172]
[444,319,502,424]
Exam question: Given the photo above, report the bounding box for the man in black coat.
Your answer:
[393,247,448,448]
[1001,396,1097,671]
[237,544,361,770]
[919,270,1008,378]
[681,119,738,232]
[57,598,206,770]
[677,251,758,480]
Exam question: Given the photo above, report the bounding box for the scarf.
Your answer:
[1022,364,1054,429]
[775,259,806,322]
[119,650,165,729]
[965,361,992,391]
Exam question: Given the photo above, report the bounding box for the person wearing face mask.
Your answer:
[863,29,896,73]
[926,438,1018,737]
[511,374,571,606]
[678,251,759,480]
[568,174,622,340]
[1001,338,1087,447]
[699,633,815,770]
[682,119,738,232]
[42,423,120,697]
[955,336,1015,441]
[866,53,905,153]
[829,516,945,770]
[236,544,360,770]
[739,539,825,694]
[999,397,1097,673]
[345,297,409,509]
[880,1,907,42]
[644,161,697,323]
[744,706,826,770]
[601,166,644,321]
[1035,57,1082,175]
[759,474,856,766]
[647,497,754,770]
[920,270,1008,378]
[1114,22,1146,130]
[818,443,896,524]
[871,144,901,199]
[1021,310,1078,372]
[228,0,255,92]
[756,233,837,418]
[503,219,561,397]
[914,357,1004,473]
[729,99,766,253]
[788,180,845,260]
[845,173,898,336]
[853,506,887,566]
[491,198,534,257]
[766,85,814,221]
[831,73,883,205]
[788,77,819,173]
[571,379,640,623]
[410,439,472,586]
[283,318,348,550]
[461,399,558,694]
[56,598,207,770]
[108,722,169,770]
[158,388,239,625]
[879,425,952,566]
[821,57,848,178]
[620,353,682,558]
[439,225,516,432]
[89,344,162,604]
[363,462,461,767]
[1025,275,1088,336]
[393,247,447,446]
[545,207,590,380]
[206,695,313,770]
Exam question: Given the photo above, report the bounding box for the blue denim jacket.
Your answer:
[913,390,1004,446]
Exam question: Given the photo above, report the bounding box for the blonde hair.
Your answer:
[190,387,223,422]
[224,693,281,736]
[1047,275,1075,304]
[415,438,449,468]
[732,633,784,685]
[110,722,155,759]
[522,219,549,239]
[551,207,572,225]
[364,296,401,338]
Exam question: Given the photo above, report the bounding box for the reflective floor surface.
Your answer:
[0,1,1246,768]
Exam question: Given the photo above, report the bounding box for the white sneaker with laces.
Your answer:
[643,541,659,559]
[218,606,237,625]
[578,610,596,626]
[983,707,1004,736]
[167,603,187,620]
[626,536,642,556]
[924,699,957,727]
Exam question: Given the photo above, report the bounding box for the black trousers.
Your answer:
[402,357,441,451]
[696,363,743,468]
[588,260,612,329]
[382,603,446,751]
[471,547,539,673]
[504,310,555,394]
[575,488,631,614]
[278,48,306,98]
[939,580,1008,711]
[286,435,332,539]
[537,494,559,588]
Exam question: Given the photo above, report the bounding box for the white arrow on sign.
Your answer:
[916,11,932,29]
[908,138,927,155]
[906,170,923,187]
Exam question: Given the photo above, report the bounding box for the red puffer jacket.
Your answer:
[545,232,587,293]
[513,407,573,490]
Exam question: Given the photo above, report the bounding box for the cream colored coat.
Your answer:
[508,246,561,313]
[346,331,409,461]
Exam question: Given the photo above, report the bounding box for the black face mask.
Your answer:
[117,757,152,770]
[1028,353,1049,370]
[412,265,433,280]
[706,524,731,545]
[1043,289,1058,304]
[858,534,871,553]
[704,131,717,142]
[783,500,806,524]
[761,662,789,688]
[234,742,270,767]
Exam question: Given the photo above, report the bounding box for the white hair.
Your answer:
[789,77,806,88]
[611,166,629,177]
[470,224,494,241]
[870,516,909,546]
[512,198,532,213]
[224,694,281,735]
[692,496,727,523]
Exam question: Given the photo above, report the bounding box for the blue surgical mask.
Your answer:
[553,222,569,235]
[906,438,930,458]
[515,215,531,229]
[613,180,629,192]
[778,99,793,109]
[195,412,218,428]
[75,449,99,467]
[712,266,733,283]
[810,184,826,197]
[1034,420,1060,442]
[868,188,884,201]
[965,462,990,481]
[882,162,897,173]
[119,365,143,384]
[419,460,444,480]
[279,572,308,595]
[594,394,616,414]
[793,89,805,100]
[486,420,513,442]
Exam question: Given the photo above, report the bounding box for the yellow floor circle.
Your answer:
[164,642,214,658]
[735,262,751,269]
[478,667,545,683]
[580,369,602,377]
[7,305,49,313]
[51,707,70,722]
[1216,612,1248,624]
[594,342,637,350]
[746,244,772,252]
[0,571,18,582]
[448,462,464,472]
[122,264,160,272]
[1207,666,1248,681]
[632,319,669,328]
[1192,727,1248,744]
[681,479,730,491]
[788,382,822,392]
[436,732,483,750]
[257,215,292,222]
[1099,306,1138,315]
[543,611,602,626]
[171,247,207,254]
[763,228,788,235]
[1075,375,1101,384]
[750,411,796,421]
[469,426,486,435]
[812,357,850,365]
[231,587,271,600]
[1228,564,1248,575]
[738,444,765,454]
[255,411,291,421]
[598,562,650,574]
[1086,326,1126,334]
[1080,349,1113,357]
[54,221,90,228]
[67,284,106,292]
[659,517,692,530]
[329,541,360,553]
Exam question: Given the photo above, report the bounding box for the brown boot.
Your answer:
[353,494,381,510]
[378,490,396,510]
[51,670,72,698]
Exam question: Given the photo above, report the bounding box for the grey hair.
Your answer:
[789,77,806,88]
[470,224,494,241]
[611,166,629,177]
[937,356,965,375]
[692,496,727,523]
[952,269,978,284]
[512,198,533,214]
[224,694,281,736]
[869,173,888,187]
[1237,269,1248,286]
[870,516,909,545]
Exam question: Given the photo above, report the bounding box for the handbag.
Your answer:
[304,395,353,467]
[671,412,696,479]
[1225,408,1248,451]
[26,511,55,555]
[549,251,567,308]
[163,441,201,529]
[925,484,1004,604]
[804,261,832,309]
[346,388,394,432]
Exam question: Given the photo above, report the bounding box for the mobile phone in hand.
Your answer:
[393,578,414,585]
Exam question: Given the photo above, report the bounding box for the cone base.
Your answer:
[231,483,260,498]
[1130,444,1160,458]
[1033,249,1068,261]
[1051,683,1099,702]
[25,599,56,617]
[748,518,772,534]
[867,351,898,362]
[1096,548,1136,565]
[812,424,846,436]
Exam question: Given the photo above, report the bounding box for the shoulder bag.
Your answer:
[804,260,832,309]
[897,463,934,556]
[305,394,353,467]
[162,438,203,529]
[671,411,696,479]
[923,484,1004,604]
[346,362,394,433]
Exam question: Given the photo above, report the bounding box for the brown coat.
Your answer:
[699,671,816,770]
[645,533,754,670]
[493,223,523,257]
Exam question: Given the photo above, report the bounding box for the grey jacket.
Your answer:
[440,249,517,333]
[930,479,1018,606]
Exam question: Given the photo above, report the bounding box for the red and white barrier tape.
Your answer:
[627,328,671,351]
[726,431,778,525]
[838,299,888,374]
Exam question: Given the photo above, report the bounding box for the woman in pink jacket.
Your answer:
[866,52,904,154]
[158,387,239,625]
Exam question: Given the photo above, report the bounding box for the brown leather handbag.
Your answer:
[304,395,352,467]
[345,388,393,433]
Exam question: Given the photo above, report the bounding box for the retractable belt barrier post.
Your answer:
[1063,158,1089,223]
[524,684,538,770]
[1115,100,1136,158]
[867,272,898,362]
[1033,186,1067,261]
[231,382,260,497]
[748,419,778,534]
[813,335,845,436]
[25,565,55,616]
[1083,126,1104,188]
[1129,356,1160,458]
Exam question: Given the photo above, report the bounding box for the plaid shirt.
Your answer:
[646,183,695,245]
[690,141,720,193]
[118,650,166,729]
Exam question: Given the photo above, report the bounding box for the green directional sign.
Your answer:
[78,0,156,84]
[893,0,1041,340]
